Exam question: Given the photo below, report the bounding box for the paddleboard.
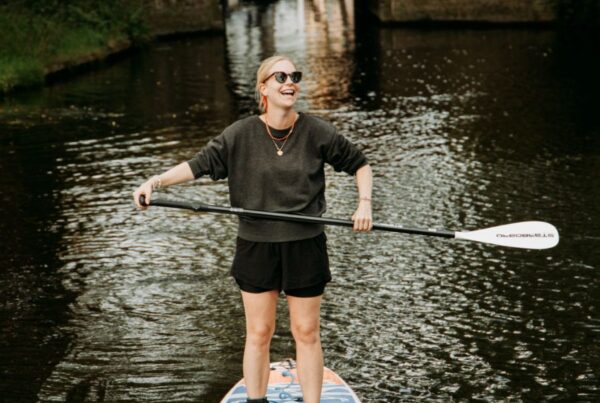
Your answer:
[220,359,361,402]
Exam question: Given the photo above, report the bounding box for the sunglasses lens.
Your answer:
[269,71,302,84]
[274,72,287,83]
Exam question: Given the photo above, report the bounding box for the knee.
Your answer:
[291,321,320,345]
[246,323,274,348]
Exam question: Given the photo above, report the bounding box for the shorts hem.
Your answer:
[233,275,331,296]
[231,273,331,292]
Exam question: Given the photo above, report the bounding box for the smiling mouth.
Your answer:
[280,89,295,96]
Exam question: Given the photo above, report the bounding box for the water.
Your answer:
[1,1,599,401]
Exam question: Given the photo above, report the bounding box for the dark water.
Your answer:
[1,1,599,401]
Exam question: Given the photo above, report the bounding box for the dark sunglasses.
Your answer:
[264,71,302,84]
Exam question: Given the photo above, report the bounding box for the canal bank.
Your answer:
[0,0,223,95]
[368,0,600,26]
[2,1,599,95]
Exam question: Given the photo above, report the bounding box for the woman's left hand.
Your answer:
[352,200,373,232]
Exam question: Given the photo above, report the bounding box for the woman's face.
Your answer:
[261,59,301,111]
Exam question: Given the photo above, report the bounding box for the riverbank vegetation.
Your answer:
[0,0,148,93]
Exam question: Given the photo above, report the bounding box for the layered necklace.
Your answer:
[263,113,297,156]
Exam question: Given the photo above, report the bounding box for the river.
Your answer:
[1,0,598,401]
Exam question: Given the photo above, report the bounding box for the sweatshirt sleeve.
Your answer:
[186,133,229,180]
[324,128,368,175]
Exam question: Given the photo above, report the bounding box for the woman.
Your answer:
[133,55,373,403]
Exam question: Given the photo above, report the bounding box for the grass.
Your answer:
[0,3,147,93]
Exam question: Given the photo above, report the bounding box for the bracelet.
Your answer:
[359,196,371,202]
[150,175,162,190]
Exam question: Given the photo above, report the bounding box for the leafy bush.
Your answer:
[0,0,148,92]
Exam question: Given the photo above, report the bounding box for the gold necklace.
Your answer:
[264,113,297,156]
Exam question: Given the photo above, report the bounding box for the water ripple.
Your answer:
[1,2,599,402]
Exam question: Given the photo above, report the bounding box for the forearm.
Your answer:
[149,162,195,189]
[355,164,372,201]
[352,164,373,231]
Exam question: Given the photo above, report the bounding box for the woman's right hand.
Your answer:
[132,164,191,209]
[133,179,154,210]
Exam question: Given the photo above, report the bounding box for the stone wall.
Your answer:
[369,0,556,23]
[143,0,223,35]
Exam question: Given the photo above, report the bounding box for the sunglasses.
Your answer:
[264,71,303,84]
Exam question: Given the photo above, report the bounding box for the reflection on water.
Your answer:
[1,1,599,401]
[226,0,356,113]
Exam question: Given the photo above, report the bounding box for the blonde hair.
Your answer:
[255,55,296,112]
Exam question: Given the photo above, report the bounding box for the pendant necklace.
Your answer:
[264,113,297,156]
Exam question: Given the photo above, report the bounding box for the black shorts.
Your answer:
[235,278,327,298]
[231,232,331,297]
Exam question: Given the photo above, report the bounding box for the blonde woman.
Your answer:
[133,55,373,403]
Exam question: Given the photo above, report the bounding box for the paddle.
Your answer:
[138,196,559,250]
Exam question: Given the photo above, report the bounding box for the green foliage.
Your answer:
[0,58,44,93]
[3,0,147,36]
[0,0,149,93]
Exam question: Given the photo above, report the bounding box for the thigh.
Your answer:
[241,290,279,331]
[287,294,322,331]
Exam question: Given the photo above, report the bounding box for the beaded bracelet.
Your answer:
[150,175,162,190]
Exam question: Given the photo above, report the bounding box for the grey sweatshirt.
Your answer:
[187,112,367,242]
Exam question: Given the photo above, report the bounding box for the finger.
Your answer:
[361,216,371,231]
[133,190,141,208]
[356,217,364,232]
[360,218,369,232]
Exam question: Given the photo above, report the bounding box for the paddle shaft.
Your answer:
[144,197,455,239]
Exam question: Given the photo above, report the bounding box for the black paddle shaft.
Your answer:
[139,196,455,238]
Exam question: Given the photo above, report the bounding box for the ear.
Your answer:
[259,83,268,97]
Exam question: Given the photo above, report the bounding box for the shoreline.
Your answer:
[44,39,132,78]
[0,1,224,96]
[2,1,598,96]
[1,38,134,97]
[40,29,226,91]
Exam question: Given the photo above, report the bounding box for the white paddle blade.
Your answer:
[455,221,559,249]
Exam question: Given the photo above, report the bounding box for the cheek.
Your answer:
[264,85,278,97]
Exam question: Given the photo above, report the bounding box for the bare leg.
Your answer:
[287,295,323,403]
[241,290,279,399]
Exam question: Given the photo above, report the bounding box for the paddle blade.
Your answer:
[455,221,559,249]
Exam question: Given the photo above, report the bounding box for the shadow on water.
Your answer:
[0,0,599,401]
[0,122,76,400]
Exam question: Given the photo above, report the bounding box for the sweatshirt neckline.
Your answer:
[256,112,304,133]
